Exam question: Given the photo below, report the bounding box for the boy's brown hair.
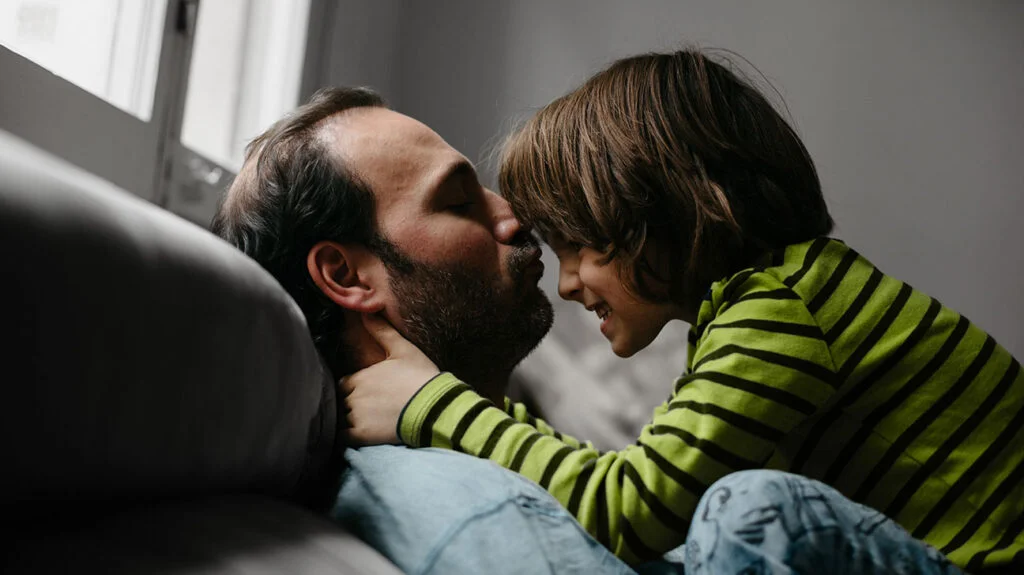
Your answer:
[499,49,833,310]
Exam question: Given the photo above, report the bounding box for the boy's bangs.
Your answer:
[499,100,608,249]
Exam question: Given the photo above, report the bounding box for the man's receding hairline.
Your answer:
[222,154,259,221]
[315,104,383,144]
[225,105,378,218]
[311,106,386,182]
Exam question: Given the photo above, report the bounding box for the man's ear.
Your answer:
[307,241,387,313]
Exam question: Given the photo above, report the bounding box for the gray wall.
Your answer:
[322,0,1024,448]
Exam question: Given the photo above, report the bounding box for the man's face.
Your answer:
[329,108,553,383]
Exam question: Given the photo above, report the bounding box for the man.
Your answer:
[212,87,632,574]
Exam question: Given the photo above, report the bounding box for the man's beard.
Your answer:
[385,244,553,390]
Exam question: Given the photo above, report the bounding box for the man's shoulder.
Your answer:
[338,445,534,506]
[345,445,511,478]
[332,446,632,575]
[332,445,561,574]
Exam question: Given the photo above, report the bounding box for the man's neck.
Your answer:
[338,319,510,406]
[340,321,387,372]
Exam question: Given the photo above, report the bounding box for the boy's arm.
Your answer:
[503,396,674,450]
[399,274,837,565]
[502,399,589,449]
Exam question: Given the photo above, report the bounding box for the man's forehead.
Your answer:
[326,107,434,149]
[323,108,466,203]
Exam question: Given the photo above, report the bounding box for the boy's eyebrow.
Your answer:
[538,228,566,246]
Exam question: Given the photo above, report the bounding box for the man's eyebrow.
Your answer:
[430,159,476,193]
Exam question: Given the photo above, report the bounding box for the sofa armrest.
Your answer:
[5,495,400,575]
[0,129,340,508]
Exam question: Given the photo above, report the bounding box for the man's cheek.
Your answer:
[408,226,480,257]
[437,232,499,271]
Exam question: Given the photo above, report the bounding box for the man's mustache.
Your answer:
[506,232,542,281]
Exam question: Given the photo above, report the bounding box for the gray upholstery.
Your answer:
[0,130,395,573]
[6,495,401,574]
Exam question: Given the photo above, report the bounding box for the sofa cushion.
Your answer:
[5,495,400,574]
[0,130,340,508]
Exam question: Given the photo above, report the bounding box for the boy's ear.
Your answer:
[306,241,387,313]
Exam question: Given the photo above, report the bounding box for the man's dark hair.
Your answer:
[212,86,393,377]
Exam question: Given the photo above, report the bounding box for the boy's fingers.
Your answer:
[338,375,354,395]
[338,372,372,395]
[361,312,414,356]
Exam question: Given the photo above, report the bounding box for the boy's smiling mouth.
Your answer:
[587,301,612,323]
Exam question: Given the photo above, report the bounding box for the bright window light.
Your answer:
[180,0,311,170]
[0,0,166,120]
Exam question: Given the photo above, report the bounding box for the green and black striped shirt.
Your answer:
[398,238,1023,570]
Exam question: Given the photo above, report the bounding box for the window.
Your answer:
[0,0,165,120]
[180,0,311,170]
[165,0,311,224]
[0,0,323,225]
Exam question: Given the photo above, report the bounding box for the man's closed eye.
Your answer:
[447,200,475,214]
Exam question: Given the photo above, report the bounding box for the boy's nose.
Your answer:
[557,260,583,302]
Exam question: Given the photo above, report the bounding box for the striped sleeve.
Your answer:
[398,272,839,565]
[502,398,588,449]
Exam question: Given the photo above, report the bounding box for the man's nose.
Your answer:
[485,189,525,244]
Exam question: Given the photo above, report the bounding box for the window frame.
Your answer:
[0,0,330,217]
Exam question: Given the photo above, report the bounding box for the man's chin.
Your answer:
[506,287,555,363]
[429,290,552,390]
[519,278,548,299]
[387,254,554,388]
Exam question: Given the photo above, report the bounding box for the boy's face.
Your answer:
[548,234,685,357]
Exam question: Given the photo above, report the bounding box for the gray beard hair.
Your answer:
[387,246,553,395]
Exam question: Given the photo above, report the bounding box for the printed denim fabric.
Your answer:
[677,470,963,575]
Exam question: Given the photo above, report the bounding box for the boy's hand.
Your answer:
[339,313,440,446]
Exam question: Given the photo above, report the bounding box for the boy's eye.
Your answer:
[557,238,584,252]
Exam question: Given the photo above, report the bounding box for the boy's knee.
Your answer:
[694,469,826,524]
[704,469,796,496]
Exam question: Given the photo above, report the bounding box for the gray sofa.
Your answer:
[0,129,400,574]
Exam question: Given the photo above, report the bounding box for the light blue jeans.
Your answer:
[331,446,961,574]
[640,469,962,575]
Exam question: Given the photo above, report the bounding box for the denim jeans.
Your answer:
[641,469,963,575]
[332,446,633,575]
[332,447,960,574]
